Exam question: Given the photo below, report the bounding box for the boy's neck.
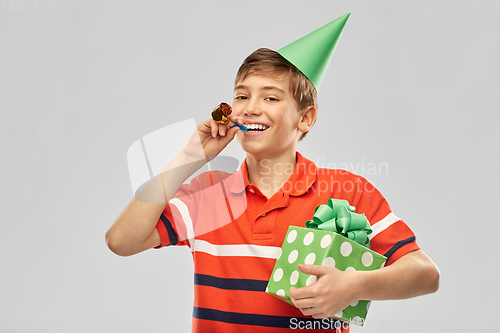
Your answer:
[246,151,297,199]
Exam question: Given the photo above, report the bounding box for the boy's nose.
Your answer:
[244,100,262,116]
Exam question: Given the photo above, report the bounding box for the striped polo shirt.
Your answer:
[155,152,420,332]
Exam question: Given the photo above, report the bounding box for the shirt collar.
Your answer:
[229,152,317,196]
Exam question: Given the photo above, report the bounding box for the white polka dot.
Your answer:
[265,286,269,293]
[277,289,285,297]
[362,252,373,267]
[288,250,299,264]
[273,268,283,282]
[303,232,314,246]
[287,230,297,243]
[290,270,299,285]
[305,275,317,286]
[276,248,282,260]
[322,257,335,268]
[340,241,352,257]
[350,300,359,307]
[320,234,332,248]
[345,266,356,272]
[334,310,343,318]
[380,261,386,269]
[304,253,316,265]
[366,301,372,311]
[351,316,363,326]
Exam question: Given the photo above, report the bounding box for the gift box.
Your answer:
[266,199,387,326]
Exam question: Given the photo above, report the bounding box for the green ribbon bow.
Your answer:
[305,199,372,247]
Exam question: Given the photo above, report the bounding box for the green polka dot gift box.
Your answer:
[265,199,387,326]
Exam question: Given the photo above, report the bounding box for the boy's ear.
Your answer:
[298,106,317,133]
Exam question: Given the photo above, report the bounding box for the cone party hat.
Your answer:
[277,13,350,91]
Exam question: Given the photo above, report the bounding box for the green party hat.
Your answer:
[277,13,350,91]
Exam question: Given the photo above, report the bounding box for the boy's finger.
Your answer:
[229,115,247,127]
[290,290,315,308]
[208,120,228,138]
[297,263,330,277]
[228,114,239,124]
[219,124,226,136]
[207,119,219,138]
[216,126,239,149]
[290,283,318,300]
[224,126,240,142]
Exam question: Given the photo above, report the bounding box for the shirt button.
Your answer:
[261,213,267,217]
[249,188,255,194]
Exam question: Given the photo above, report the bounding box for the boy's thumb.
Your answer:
[228,125,240,137]
[216,126,239,153]
[223,126,240,142]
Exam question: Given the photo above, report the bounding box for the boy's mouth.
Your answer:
[244,123,269,133]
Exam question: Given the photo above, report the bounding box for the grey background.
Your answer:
[1,0,499,332]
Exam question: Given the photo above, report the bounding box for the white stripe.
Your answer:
[169,198,195,250]
[368,212,401,240]
[193,239,281,259]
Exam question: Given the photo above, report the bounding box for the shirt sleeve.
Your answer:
[350,175,420,266]
[154,170,237,249]
[155,202,190,248]
[154,171,211,249]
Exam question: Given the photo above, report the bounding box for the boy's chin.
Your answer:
[235,134,261,149]
[238,143,265,157]
[240,145,280,161]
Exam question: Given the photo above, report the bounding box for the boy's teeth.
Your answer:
[245,124,269,131]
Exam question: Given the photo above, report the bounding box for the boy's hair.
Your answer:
[234,48,318,141]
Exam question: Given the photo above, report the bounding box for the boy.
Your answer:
[106,14,439,332]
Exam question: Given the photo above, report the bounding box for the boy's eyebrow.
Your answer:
[234,85,286,94]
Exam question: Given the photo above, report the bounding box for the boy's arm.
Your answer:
[105,117,241,256]
[290,249,439,319]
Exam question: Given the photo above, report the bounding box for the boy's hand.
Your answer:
[289,264,358,319]
[198,114,243,160]
[182,115,243,162]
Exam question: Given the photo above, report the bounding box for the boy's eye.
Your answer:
[235,96,248,100]
[265,97,279,102]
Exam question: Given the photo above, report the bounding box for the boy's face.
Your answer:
[233,73,305,160]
